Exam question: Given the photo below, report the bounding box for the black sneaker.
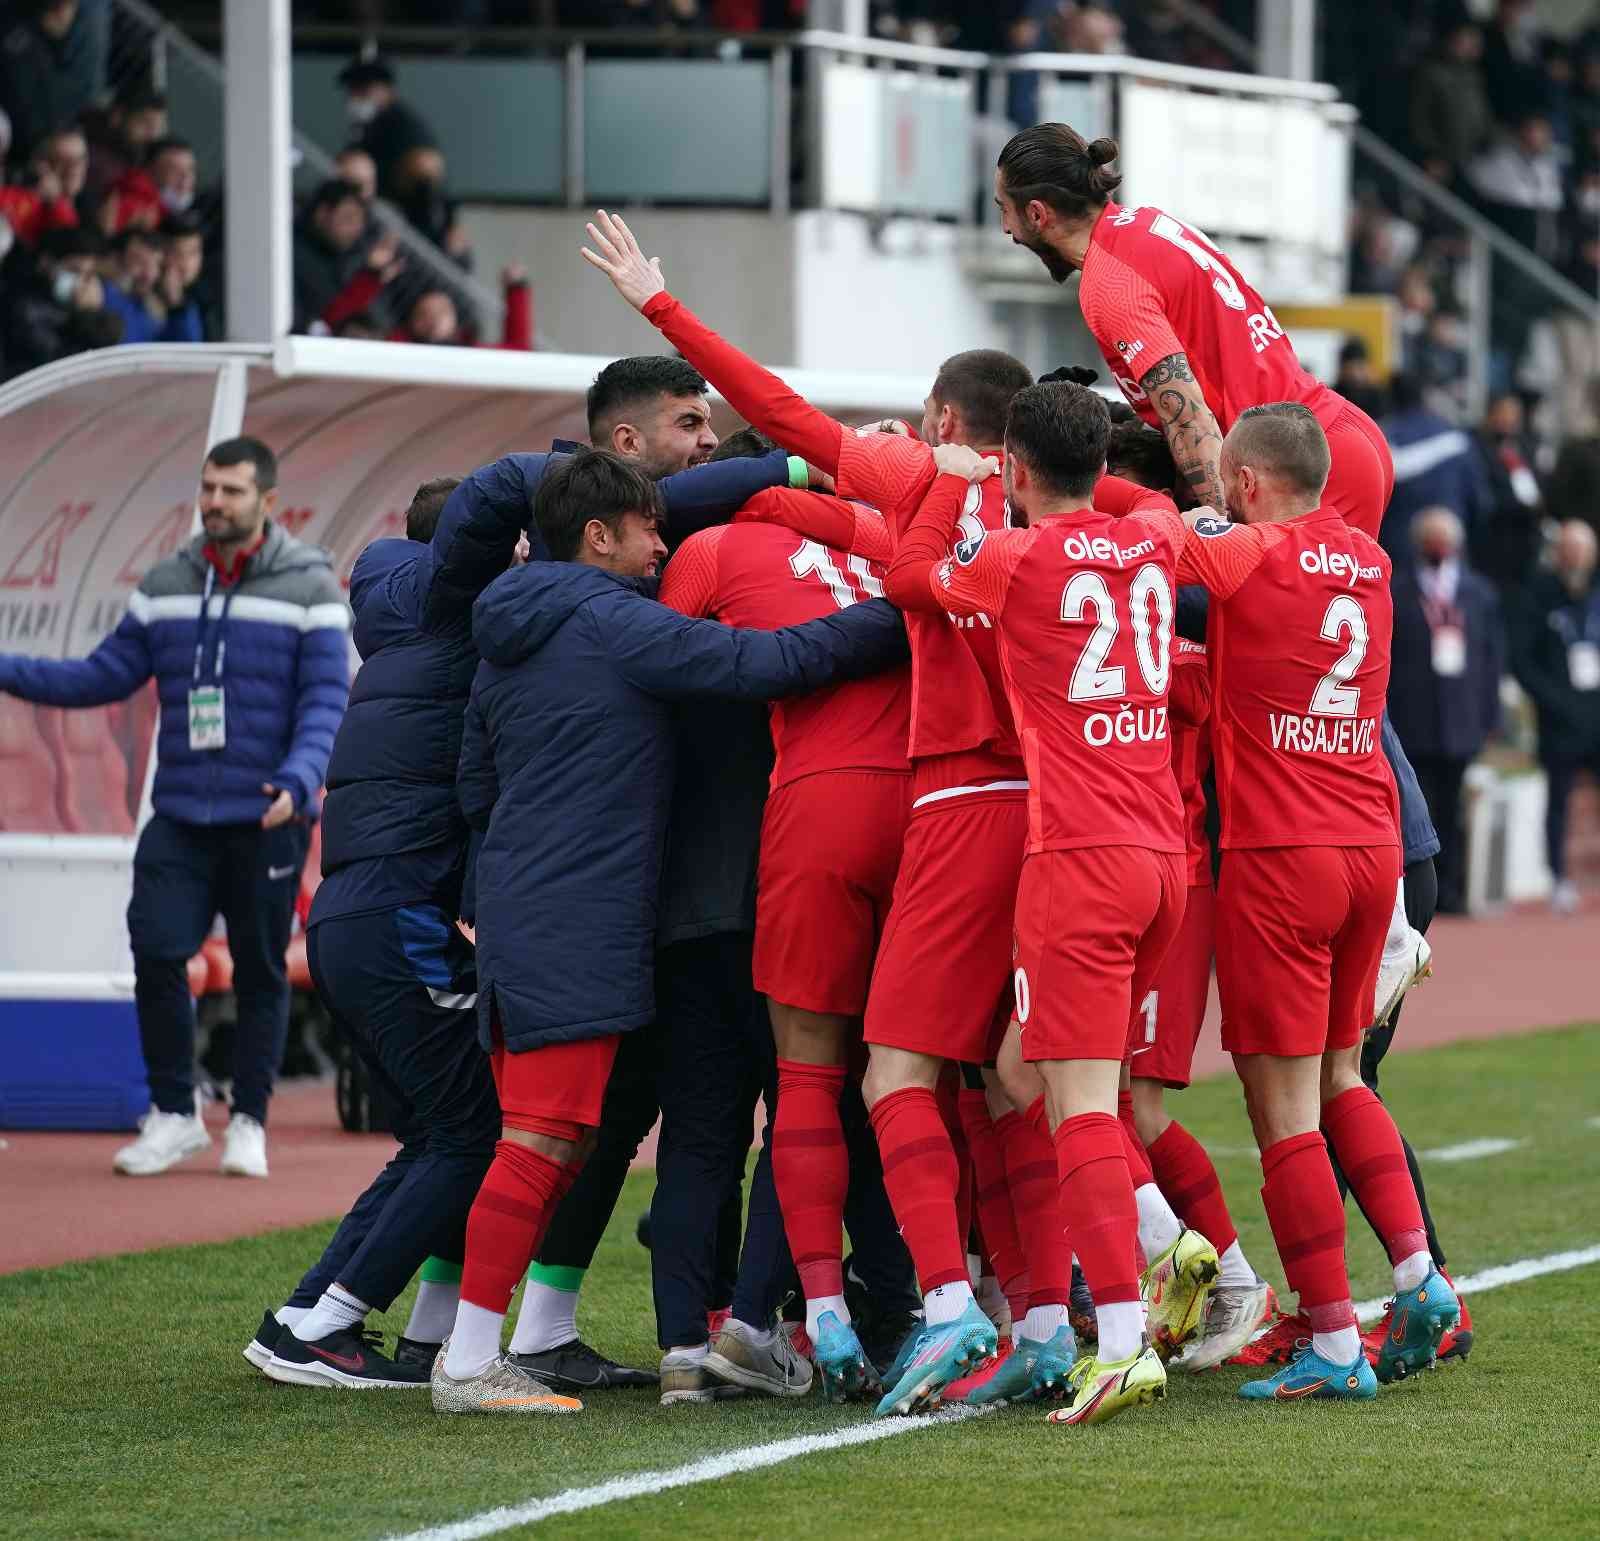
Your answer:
[509,1338,659,1391]
[859,1309,922,1380]
[1069,1262,1097,1345]
[264,1325,430,1389]
[393,1336,441,1369]
[243,1307,282,1371]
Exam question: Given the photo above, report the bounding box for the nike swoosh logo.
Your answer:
[1274,1376,1328,1399]
[267,865,297,881]
[1390,1307,1410,1343]
[308,1345,365,1371]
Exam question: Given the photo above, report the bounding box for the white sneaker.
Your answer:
[1176,1278,1272,1373]
[220,1113,269,1178]
[1372,929,1431,1031]
[113,1107,211,1176]
[1552,879,1580,916]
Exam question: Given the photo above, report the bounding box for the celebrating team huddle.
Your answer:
[248,121,1463,1426]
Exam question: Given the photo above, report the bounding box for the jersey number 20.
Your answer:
[1060,564,1174,701]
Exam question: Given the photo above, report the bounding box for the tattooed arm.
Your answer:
[1140,352,1227,516]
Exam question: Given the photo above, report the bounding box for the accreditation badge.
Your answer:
[188,685,226,750]
[1570,640,1600,692]
[1430,625,1466,678]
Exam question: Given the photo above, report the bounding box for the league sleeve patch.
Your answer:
[953,531,986,566]
[935,558,955,587]
[1192,515,1234,538]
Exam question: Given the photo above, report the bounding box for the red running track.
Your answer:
[2,898,1595,1276]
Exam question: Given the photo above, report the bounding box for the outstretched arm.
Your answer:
[1139,353,1227,516]
[581,210,846,474]
[736,488,892,563]
[885,445,1000,613]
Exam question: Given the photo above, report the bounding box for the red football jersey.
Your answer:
[659,521,910,791]
[1079,202,1343,436]
[926,493,1187,856]
[1175,509,1400,849]
[1168,638,1213,887]
[834,433,1023,775]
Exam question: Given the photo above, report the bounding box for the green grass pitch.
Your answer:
[5,1023,1597,1540]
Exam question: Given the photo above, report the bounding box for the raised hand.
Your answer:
[932,443,999,482]
[581,210,666,312]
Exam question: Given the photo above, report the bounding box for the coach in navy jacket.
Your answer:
[0,437,348,1178]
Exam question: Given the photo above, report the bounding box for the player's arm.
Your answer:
[1168,641,1211,728]
[1173,514,1276,599]
[884,466,972,613]
[1094,472,1179,517]
[890,444,1015,617]
[1140,353,1228,516]
[657,527,725,619]
[735,488,893,562]
[582,210,846,475]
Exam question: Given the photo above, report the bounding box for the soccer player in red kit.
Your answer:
[659,501,912,1399]
[993,123,1393,538]
[583,210,1034,1413]
[1172,404,1460,1400]
[889,381,1209,1427]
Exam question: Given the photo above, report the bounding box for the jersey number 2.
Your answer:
[1309,594,1368,716]
[1060,565,1174,701]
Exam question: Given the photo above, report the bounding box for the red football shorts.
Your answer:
[1127,880,1214,1089]
[1321,401,1394,542]
[490,1032,620,1141]
[1014,845,1187,1064]
[863,788,1027,1064]
[754,769,912,1015]
[1215,844,1402,1058]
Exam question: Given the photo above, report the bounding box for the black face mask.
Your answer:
[1420,549,1449,568]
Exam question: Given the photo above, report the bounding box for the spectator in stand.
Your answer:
[338,58,440,203]
[1388,507,1505,915]
[1571,50,1600,169]
[1475,389,1547,588]
[2,222,121,378]
[390,269,532,349]
[100,136,198,235]
[1546,375,1600,549]
[1482,0,1546,124]
[1508,519,1600,915]
[1333,337,1387,419]
[1409,18,1492,186]
[81,84,167,214]
[334,145,378,207]
[1540,39,1577,163]
[100,226,203,345]
[0,123,80,249]
[1467,112,1564,262]
[0,0,104,164]
[292,177,396,334]
[162,212,218,341]
[1381,370,1490,566]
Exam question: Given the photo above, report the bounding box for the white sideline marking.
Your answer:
[386,1246,1600,1541]
[381,1407,986,1541]
[1420,1136,1526,1163]
[1353,1242,1600,1323]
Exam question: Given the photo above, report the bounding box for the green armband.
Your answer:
[787,454,809,489]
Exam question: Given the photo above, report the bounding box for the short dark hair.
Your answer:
[145,135,193,165]
[1106,418,1177,494]
[997,123,1122,223]
[116,85,168,115]
[310,178,363,216]
[339,58,397,90]
[114,226,164,256]
[159,212,204,242]
[205,436,278,493]
[930,350,1034,444]
[40,225,105,262]
[1388,371,1424,412]
[586,355,708,442]
[406,476,462,543]
[1228,403,1331,498]
[535,448,662,563]
[1004,381,1112,499]
[709,426,780,463]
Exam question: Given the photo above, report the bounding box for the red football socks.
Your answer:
[459,1139,576,1314]
[1322,1085,1430,1265]
[1116,1089,1156,1189]
[773,1059,849,1302]
[998,1099,1072,1310]
[959,1090,1029,1317]
[1052,1111,1141,1307]
[937,1078,974,1252]
[869,1086,967,1292]
[1259,1130,1353,1322]
[1147,1119,1239,1255]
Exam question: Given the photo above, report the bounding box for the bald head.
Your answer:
[1412,506,1464,564]
[1220,402,1331,524]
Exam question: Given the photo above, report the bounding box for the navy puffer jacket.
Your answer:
[460,563,908,1052]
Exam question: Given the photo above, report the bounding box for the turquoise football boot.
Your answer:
[1238,1341,1378,1402]
[874,1300,997,1417]
[812,1311,877,1402]
[1376,1269,1460,1384]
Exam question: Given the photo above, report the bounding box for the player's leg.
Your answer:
[434,1027,620,1414]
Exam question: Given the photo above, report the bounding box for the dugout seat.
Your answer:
[36,706,136,835]
[0,696,65,831]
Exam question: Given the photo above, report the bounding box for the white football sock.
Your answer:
[274,1304,310,1330]
[1313,1325,1362,1366]
[509,1279,579,1356]
[403,1278,459,1345]
[667,1341,708,1361]
[923,1280,976,1326]
[292,1283,369,1343]
[730,1317,774,1346]
[1020,1302,1066,1343]
[1095,1301,1145,1363]
[443,1301,504,1380]
[1393,1249,1432,1293]
[1134,1183,1184,1260]
[804,1293,850,1342]
[1218,1239,1256,1288]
